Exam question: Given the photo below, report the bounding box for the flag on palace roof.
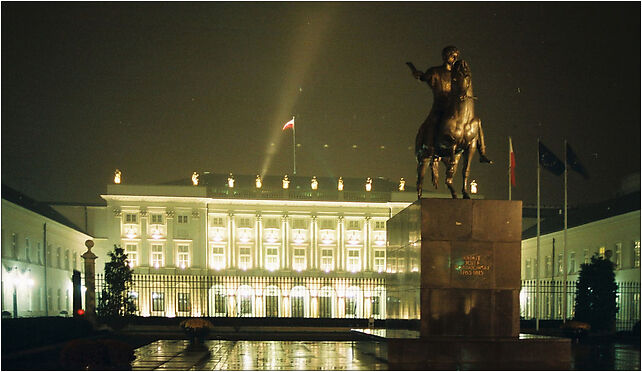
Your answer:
[282,117,295,131]
[509,136,516,186]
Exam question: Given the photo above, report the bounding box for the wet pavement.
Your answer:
[132,339,639,370]
[132,340,387,370]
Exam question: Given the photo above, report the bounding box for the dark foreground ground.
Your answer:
[1,317,640,370]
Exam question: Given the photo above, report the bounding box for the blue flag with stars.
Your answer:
[566,143,589,179]
[539,141,565,176]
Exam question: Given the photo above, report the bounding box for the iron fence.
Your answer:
[95,273,386,319]
[520,279,640,331]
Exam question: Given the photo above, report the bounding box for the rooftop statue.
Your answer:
[408,46,492,199]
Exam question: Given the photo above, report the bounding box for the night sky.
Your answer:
[2,3,640,207]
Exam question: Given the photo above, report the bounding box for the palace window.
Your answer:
[347,220,361,230]
[319,219,335,230]
[238,217,252,228]
[318,287,333,318]
[583,249,589,264]
[11,233,17,258]
[598,246,606,258]
[321,248,333,271]
[291,287,306,318]
[239,247,251,270]
[569,253,576,274]
[177,293,191,312]
[125,244,138,267]
[213,288,227,315]
[238,286,253,316]
[56,247,62,268]
[347,249,360,272]
[374,250,385,272]
[614,242,622,269]
[125,213,138,224]
[293,248,305,271]
[37,242,42,264]
[545,256,552,276]
[151,245,164,268]
[177,245,190,269]
[634,241,640,268]
[374,221,386,230]
[264,218,279,229]
[397,258,405,273]
[372,296,381,316]
[557,253,563,274]
[150,214,164,225]
[265,287,279,317]
[345,288,359,318]
[46,245,52,266]
[266,247,279,271]
[292,219,307,230]
[177,215,188,224]
[211,245,225,270]
[210,217,225,227]
[25,238,31,263]
[152,292,165,312]
[64,249,70,270]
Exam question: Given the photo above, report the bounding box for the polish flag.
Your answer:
[509,136,516,186]
[282,117,295,131]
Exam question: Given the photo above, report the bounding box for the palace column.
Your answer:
[227,212,235,268]
[311,215,318,270]
[255,213,262,269]
[364,216,371,272]
[337,216,345,271]
[281,214,289,269]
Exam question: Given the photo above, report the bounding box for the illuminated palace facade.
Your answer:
[92,174,418,319]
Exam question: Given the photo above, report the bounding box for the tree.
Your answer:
[574,253,618,332]
[97,245,136,319]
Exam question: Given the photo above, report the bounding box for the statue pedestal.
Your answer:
[377,199,571,369]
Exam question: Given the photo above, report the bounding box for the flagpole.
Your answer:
[535,137,540,331]
[563,139,568,324]
[509,136,512,200]
[292,116,297,175]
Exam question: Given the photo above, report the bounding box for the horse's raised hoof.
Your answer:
[479,155,493,164]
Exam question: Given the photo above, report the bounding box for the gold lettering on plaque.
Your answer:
[457,254,491,276]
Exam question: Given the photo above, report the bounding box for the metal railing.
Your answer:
[520,279,640,331]
[95,273,386,319]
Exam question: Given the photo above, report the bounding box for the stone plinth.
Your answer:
[419,198,521,337]
[376,199,571,370]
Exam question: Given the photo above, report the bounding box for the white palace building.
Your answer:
[2,172,639,330]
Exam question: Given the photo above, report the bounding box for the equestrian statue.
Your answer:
[408,46,492,199]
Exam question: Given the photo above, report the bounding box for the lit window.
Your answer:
[374,250,385,272]
[178,293,191,312]
[177,245,190,269]
[347,249,360,272]
[152,292,165,312]
[374,221,386,230]
[347,220,361,230]
[64,249,70,270]
[150,214,164,225]
[239,247,251,270]
[125,244,138,267]
[177,215,189,224]
[634,241,641,268]
[583,249,589,264]
[569,253,576,274]
[151,245,164,268]
[545,256,552,276]
[292,219,307,230]
[266,247,279,271]
[25,238,31,263]
[599,246,605,258]
[397,258,405,273]
[211,245,225,269]
[525,258,532,279]
[238,217,252,228]
[293,248,305,271]
[125,213,138,224]
[321,249,333,272]
[557,253,563,274]
[210,217,225,227]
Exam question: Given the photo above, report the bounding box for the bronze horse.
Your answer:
[416,60,488,199]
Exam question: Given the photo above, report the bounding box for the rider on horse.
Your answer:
[413,46,492,165]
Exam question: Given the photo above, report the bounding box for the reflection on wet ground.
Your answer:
[132,339,639,370]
